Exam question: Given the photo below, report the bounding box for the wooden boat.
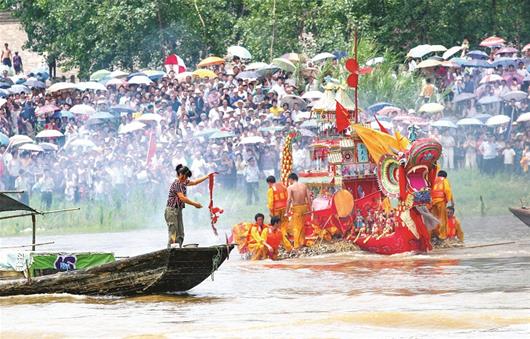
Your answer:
[0,245,233,296]
[509,207,530,227]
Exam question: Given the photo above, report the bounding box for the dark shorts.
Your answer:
[165,206,184,247]
[2,58,11,67]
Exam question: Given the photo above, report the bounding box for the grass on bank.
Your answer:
[0,170,528,237]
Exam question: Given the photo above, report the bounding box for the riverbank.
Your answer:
[1,170,528,237]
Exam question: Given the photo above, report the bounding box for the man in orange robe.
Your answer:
[266,176,289,239]
[430,170,454,239]
[446,206,464,241]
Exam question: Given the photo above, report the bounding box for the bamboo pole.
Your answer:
[0,241,54,250]
[31,214,36,251]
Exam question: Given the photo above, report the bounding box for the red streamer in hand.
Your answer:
[208,173,223,236]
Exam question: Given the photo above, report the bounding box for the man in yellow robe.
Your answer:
[247,216,292,260]
[286,173,312,249]
[446,206,464,241]
[430,170,454,239]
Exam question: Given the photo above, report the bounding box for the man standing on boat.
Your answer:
[285,173,312,249]
[430,170,454,240]
[165,164,210,248]
[266,175,289,238]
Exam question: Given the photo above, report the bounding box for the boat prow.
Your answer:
[0,245,233,296]
[509,207,530,227]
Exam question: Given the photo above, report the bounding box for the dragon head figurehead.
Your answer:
[377,138,442,206]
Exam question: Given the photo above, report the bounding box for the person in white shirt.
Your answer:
[243,157,260,205]
[441,130,456,169]
[502,145,516,173]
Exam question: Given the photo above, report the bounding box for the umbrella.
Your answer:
[127,71,146,80]
[0,132,9,145]
[479,74,503,84]
[477,95,501,105]
[9,84,30,94]
[301,91,323,100]
[443,46,462,60]
[236,71,260,81]
[110,105,135,113]
[118,121,146,134]
[89,111,115,120]
[496,47,518,55]
[298,128,316,137]
[0,98,5,107]
[462,59,493,68]
[0,89,9,97]
[109,70,129,78]
[69,139,97,148]
[194,128,220,138]
[209,130,235,139]
[407,44,432,58]
[143,70,166,80]
[164,54,187,73]
[480,36,505,47]
[416,59,442,68]
[522,44,530,53]
[441,61,460,69]
[175,71,193,81]
[492,57,520,68]
[367,102,393,113]
[471,113,492,122]
[227,46,252,59]
[429,45,447,53]
[271,58,296,72]
[281,53,302,63]
[47,82,77,93]
[0,82,10,89]
[453,92,475,103]
[192,69,217,79]
[516,112,530,122]
[137,113,163,123]
[38,142,59,151]
[35,105,60,116]
[18,143,44,152]
[376,106,401,115]
[90,69,111,81]
[502,73,523,84]
[280,95,306,110]
[300,119,318,128]
[486,115,511,126]
[255,64,280,76]
[245,62,269,71]
[365,57,384,66]
[467,50,489,59]
[419,102,444,113]
[128,75,153,85]
[197,56,225,68]
[240,136,265,144]
[36,129,64,138]
[311,52,336,63]
[430,120,457,128]
[9,134,33,147]
[457,118,483,126]
[59,110,74,119]
[259,126,285,133]
[105,78,126,87]
[24,78,45,89]
[370,120,394,131]
[70,104,96,115]
[502,90,527,101]
[77,81,107,92]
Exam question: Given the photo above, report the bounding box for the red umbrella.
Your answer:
[480,36,505,47]
[496,47,518,54]
[164,54,187,74]
[36,104,60,116]
[522,43,530,53]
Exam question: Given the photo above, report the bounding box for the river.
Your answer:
[1,214,529,338]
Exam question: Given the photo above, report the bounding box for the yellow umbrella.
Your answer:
[192,69,217,79]
[416,59,442,69]
[197,56,225,68]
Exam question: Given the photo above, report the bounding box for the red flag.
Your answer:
[146,129,157,165]
[373,115,390,134]
[335,100,351,132]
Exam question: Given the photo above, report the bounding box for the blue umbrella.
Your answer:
[0,132,9,145]
[450,57,466,65]
[471,113,492,122]
[333,51,348,59]
[467,50,489,59]
[209,130,236,139]
[89,111,115,120]
[0,82,11,89]
[15,78,26,84]
[110,105,135,113]
[28,69,49,81]
[24,78,45,89]
[0,89,9,97]
[491,57,521,68]
[9,84,30,94]
[127,72,146,80]
[59,110,74,118]
[367,102,393,113]
[462,59,493,68]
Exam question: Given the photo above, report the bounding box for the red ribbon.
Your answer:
[208,173,223,236]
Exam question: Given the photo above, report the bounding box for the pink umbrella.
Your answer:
[496,47,518,55]
[480,36,505,47]
[164,54,187,74]
[503,73,524,84]
[522,43,530,53]
[377,106,401,115]
[480,74,503,84]
[36,104,60,116]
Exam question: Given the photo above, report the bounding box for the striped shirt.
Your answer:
[166,179,188,208]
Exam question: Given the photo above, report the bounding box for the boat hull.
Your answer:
[0,245,233,296]
[509,207,530,227]
[354,226,421,255]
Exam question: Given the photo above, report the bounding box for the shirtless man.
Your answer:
[1,43,12,67]
[285,173,311,249]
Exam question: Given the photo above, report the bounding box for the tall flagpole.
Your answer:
[354,29,359,123]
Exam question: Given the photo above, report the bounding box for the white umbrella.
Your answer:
[480,74,503,84]
[137,113,163,123]
[70,104,96,115]
[453,92,475,103]
[478,95,501,105]
[128,75,153,85]
[486,115,511,126]
[419,102,444,113]
[118,121,146,134]
[301,91,323,100]
[47,82,77,93]
[110,70,129,78]
[245,62,269,71]
[18,143,44,152]
[175,71,193,81]
[36,129,64,138]
[502,90,527,101]
[430,120,457,128]
[227,46,252,59]
[407,44,432,58]
[39,142,59,151]
[310,52,335,63]
[429,45,447,53]
[280,95,306,110]
[443,46,462,60]
[240,136,265,144]
[416,59,442,69]
[9,84,30,94]
[77,81,107,92]
[271,58,296,72]
[457,118,483,126]
[69,139,97,148]
[370,120,394,131]
[366,57,384,66]
[105,78,126,86]
[516,112,530,122]
[9,135,33,147]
